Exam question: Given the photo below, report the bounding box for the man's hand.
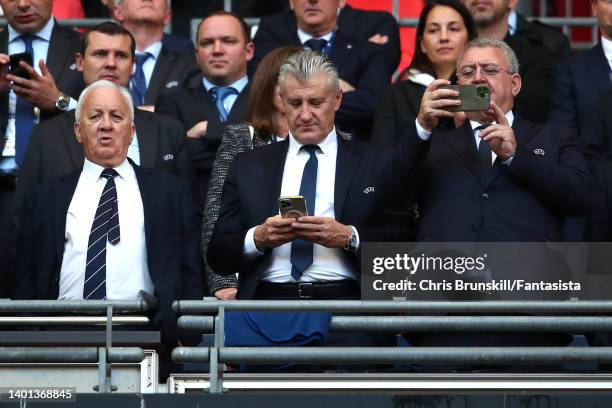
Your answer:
[214,287,237,300]
[416,79,461,132]
[368,33,389,45]
[291,216,351,249]
[187,121,208,139]
[0,53,9,92]
[254,215,297,250]
[479,101,517,161]
[7,59,62,111]
[339,79,355,93]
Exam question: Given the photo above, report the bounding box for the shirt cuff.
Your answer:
[502,155,514,166]
[243,226,264,259]
[68,97,77,111]
[415,119,432,141]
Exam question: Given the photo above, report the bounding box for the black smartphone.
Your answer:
[439,84,490,112]
[279,196,308,219]
[9,52,33,80]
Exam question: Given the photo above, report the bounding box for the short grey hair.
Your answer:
[457,38,520,74]
[278,50,340,92]
[75,80,134,125]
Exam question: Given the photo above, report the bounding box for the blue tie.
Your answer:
[15,34,36,167]
[83,169,121,300]
[304,39,328,53]
[475,125,492,168]
[290,145,319,281]
[130,53,151,106]
[210,87,237,122]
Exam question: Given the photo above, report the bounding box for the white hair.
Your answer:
[278,50,339,92]
[75,80,134,125]
[457,38,520,74]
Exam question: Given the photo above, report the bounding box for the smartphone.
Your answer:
[9,52,33,80]
[439,84,490,112]
[279,196,308,219]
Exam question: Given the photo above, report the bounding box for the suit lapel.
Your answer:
[145,47,173,105]
[328,33,352,71]
[334,136,360,218]
[227,83,250,123]
[134,110,157,168]
[0,29,8,135]
[46,22,76,82]
[193,83,218,123]
[133,163,157,257]
[585,43,612,92]
[443,122,487,187]
[266,139,289,215]
[53,171,80,263]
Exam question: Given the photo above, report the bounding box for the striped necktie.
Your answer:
[15,34,36,166]
[83,168,121,300]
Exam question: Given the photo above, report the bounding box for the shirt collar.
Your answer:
[507,10,517,36]
[469,110,515,131]
[82,157,131,182]
[297,28,334,45]
[287,127,337,158]
[8,17,54,43]
[202,75,249,93]
[137,40,162,60]
[602,36,612,67]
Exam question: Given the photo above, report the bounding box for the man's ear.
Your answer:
[75,53,84,73]
[334,88,342,111]
[245,42,255,62]
[74,122,83,144]
[511,72,522,97]
[112,5,124,23]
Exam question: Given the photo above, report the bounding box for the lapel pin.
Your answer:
[163,154,174,161]
[69,63,77,70]
[363,186,375,194]
[166,81,179,88]
[533,148,545,156]
[347,44,352,49]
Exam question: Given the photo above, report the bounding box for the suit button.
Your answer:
[470,224,477,232]
[481,193,489,200]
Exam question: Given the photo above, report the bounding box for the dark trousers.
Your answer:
[0,179,19,299]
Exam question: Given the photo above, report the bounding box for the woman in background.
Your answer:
[371,0,476,146]
[201,46,301,300]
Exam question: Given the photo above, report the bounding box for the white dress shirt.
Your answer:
[297,29,334,46]
[243,129,358,283]
[415,111,515,165]
[202,76,248,116]
[58,158,155,300]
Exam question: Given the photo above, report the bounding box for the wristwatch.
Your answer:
[344,225,358,252]
[55,94,70,112]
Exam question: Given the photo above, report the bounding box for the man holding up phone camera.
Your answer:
[0,0,83,297]
[208,50,405,301]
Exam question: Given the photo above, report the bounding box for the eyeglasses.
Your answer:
[457,63,513,80]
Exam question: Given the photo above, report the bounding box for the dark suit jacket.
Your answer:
[381,118,593,300]
[14,162,203,346]
[144,46,199,106]
[251,13,392,140]
[550,42,612,133]
[516,13,571,59]
[207,135,410,300]
[161,33,194,55]
[155,79,250,199]
[371,79,425,147]
[506,14,570,123]
[0,20,84,136]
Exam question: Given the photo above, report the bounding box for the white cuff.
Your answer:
[415,119,432,141]
[243,226,264,259]
[68,97,77,111]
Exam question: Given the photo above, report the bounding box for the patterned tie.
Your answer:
[304,38,328,53]
[15,34,36,167]
[290,145,319,281]
[83,169,121,300]
[210,87,238,122]
[130,53,151,106]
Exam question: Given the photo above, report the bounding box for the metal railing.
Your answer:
[0,299,153,393]
[173,299,612,394]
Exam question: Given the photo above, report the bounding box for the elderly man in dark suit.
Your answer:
[0,0,85,297]
[382,38,592,354]
[550,0,612,133]
[251,0,395,140]
[155,11,253,201]
[208,50,405,300]
[15,79,203,365]
[112,0,199,110]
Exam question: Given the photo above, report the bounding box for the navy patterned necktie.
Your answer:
[15,34,36,166]
[83,169,121,300]
[304,38,328,53]
[130,52,152,106]
[290,145,319,281]
[210,86,238,122]
[475,125,492,168]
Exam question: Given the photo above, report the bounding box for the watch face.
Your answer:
[56,96,69,111]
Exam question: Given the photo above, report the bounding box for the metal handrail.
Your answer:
[0,347,144,364]
[0,316,151,325]
[0,299,154,313]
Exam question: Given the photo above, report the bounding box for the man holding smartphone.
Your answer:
[0,0,84,297]
[208,50,406,301]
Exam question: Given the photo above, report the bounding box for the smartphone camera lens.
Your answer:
[476,86,489,99]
